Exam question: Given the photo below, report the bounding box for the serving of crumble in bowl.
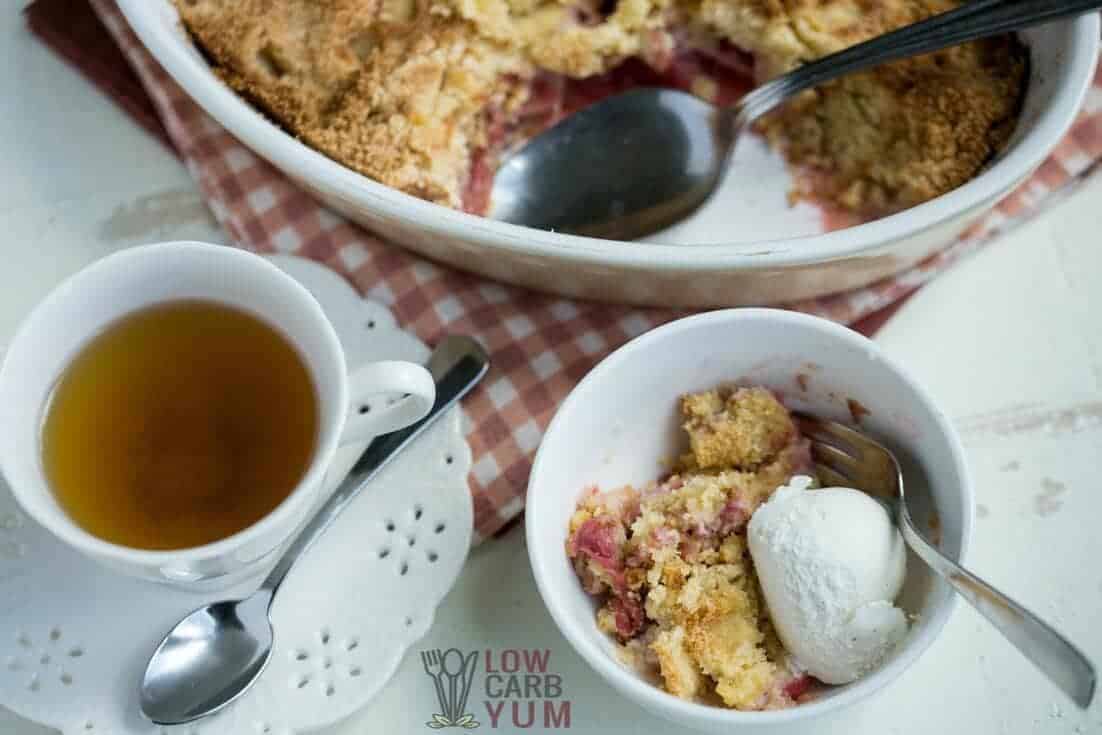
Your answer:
[526,309,971,732]
[117,1,1097,307]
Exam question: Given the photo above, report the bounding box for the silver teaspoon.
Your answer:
[490,0,1102,239]
[139,336,491,726]
[795,412,1096,709]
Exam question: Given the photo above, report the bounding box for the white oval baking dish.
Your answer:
[117,1,1099,307]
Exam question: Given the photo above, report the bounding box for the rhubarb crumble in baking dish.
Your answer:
[175,0,1027,223]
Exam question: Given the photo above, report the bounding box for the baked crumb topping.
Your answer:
[566,386,817,709]
[680,387,796,471]
[178,0,533,207]
[176,0,1026,218]
[753,1,1026,216]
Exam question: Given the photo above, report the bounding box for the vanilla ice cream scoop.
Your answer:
[748,476,908,684]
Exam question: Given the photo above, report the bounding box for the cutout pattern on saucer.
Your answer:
[0,256,474,735]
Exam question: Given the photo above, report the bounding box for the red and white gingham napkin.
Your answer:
[41,0,1102,540]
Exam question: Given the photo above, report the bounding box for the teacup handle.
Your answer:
[342,361,435,444]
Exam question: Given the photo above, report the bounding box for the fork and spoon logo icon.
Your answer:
[421,648,480,729]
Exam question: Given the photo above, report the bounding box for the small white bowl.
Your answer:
[526,309,972,732]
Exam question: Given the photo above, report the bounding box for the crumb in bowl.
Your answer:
[566,387,817,709]
[565,385,910,710]
[847,397,871,424]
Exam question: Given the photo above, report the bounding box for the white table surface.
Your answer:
[3,4,1101,733]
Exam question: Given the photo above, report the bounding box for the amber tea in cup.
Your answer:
[40,300,319,550]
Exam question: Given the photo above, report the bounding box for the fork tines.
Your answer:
[793,412,898,497]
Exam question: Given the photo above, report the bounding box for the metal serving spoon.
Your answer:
[139,336,491,725]
[795,412,1097,709]
[491,0,1102,239]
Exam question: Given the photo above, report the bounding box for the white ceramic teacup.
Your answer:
[0,241,435,587]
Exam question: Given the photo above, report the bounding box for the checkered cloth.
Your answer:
[34,0,1102,541]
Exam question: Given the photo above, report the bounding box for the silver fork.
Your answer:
[421,649,449,721]
[794,412,1097,709]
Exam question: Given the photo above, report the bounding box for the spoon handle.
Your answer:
[258,336,491,597]
[734,0,1102,125]
[897,503,1096,709]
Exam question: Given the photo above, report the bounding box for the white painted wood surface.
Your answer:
[2,4,1100,733]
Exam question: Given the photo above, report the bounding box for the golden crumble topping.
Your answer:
[176,0,532,208]
[565,386,816,709]
[679,387,796,471]
[750,1,1027,216]
[176,0,1025,218]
